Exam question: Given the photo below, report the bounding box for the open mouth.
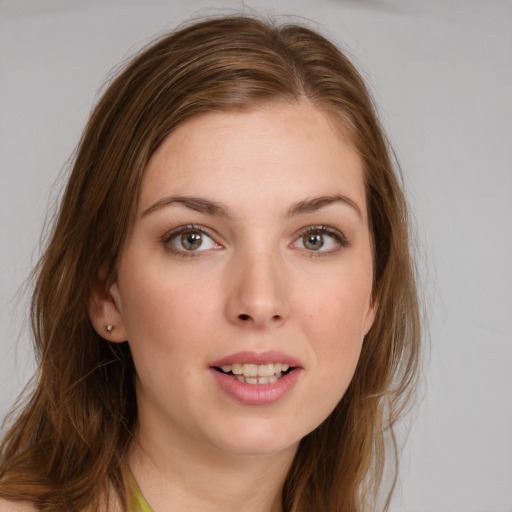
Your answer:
[213,362,294,385]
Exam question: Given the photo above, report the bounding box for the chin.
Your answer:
[217,438,300,459]
[206,419,303,459]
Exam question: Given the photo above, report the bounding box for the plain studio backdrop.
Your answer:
[1,1,511,511]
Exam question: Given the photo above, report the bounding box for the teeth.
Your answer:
[217,362,294,384]
[218,362,292,378]
[232,363,243,375]
[258,363,276,377]
[234,374,282,385]
[244,364,258,377]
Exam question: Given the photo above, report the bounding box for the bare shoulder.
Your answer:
[0,499,37,512]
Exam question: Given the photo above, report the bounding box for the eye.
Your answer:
[293,226,347,253]
[163,225,219,254]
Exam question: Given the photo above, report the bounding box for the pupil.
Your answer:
[182,231,202,250]
[305,233,323,250]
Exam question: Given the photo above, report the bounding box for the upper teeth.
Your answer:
[220,363,290,377]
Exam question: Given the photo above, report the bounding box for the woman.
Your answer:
[0,15,420,512]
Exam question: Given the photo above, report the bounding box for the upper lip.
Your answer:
[210,351,303,368]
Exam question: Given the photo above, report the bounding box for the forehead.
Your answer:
[139,102,366,217]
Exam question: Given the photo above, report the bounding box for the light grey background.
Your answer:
[1,1,511,511]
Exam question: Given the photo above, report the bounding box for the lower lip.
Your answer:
[210,368,302,405]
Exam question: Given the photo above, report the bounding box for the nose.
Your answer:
[224,249,289,328]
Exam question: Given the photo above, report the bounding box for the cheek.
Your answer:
[118,275,213,406]
[118,266,221,361]
[296,273,371,378]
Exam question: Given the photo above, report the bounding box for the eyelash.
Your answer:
[161,224,349,258]
[293,225,349,255]
[161,224,219,258]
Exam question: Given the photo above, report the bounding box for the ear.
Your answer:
[89,265,128,343]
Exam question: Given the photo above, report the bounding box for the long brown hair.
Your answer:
[0,15,421,512]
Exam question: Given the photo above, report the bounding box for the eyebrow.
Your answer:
[141,196,230,218]
[284,194,362,220]
[141,193,362,220]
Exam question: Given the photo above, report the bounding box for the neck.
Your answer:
[127,422,297,512]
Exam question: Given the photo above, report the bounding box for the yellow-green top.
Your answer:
[128,475,153,512]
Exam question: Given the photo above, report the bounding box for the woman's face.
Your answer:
[104,102,376,459]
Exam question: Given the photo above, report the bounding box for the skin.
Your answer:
[90,101,376,512]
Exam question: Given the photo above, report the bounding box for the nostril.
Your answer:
[236,313,283,323]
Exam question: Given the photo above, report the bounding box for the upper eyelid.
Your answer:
[160,223,348,248]
[292,225,350,253]
[161,224,221,257]
[162,224,218,242]
[294,225,347,240]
